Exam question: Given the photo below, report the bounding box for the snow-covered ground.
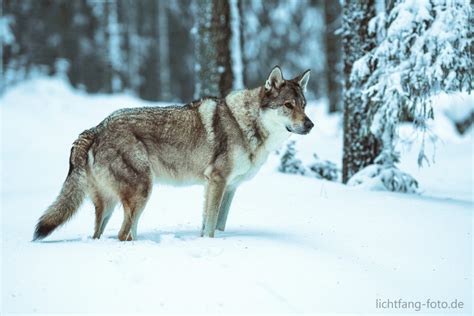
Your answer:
[1,78,472,315]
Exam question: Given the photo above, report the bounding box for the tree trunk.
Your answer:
[237,0,245,88]
[323,0,342,113]
[119,0,139,93]
[342,0,381,183]
[157,0,171,100]
[194,0,233,98]
[106,0,122,92]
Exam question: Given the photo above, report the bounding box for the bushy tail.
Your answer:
[33,128,96,241]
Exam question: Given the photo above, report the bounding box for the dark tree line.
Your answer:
[2,0,332,102]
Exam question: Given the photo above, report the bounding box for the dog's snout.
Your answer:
[304,118,314,130]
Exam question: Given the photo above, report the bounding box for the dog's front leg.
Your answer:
[216,186,237,232]
[201,172,227,238]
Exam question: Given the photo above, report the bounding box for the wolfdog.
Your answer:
[33,66,313,241]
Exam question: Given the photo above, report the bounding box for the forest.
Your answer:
[1,1,473,314]
[2,0,327,100]
[2,0,471,191]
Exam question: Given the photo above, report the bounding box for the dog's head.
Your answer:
[260,66,314,135]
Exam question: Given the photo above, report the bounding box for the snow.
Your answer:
[1,77,472,314]
[432,92,474,125]
[347,164,419,193]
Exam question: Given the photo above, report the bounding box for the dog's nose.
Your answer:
[304,119,314,130]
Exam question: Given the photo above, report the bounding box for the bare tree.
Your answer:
[229,0,244,90]
[157,0,171,100]
[106,0,123,92]
[194,0,233,98]
[119,1,141,93]
[323,0,342,113]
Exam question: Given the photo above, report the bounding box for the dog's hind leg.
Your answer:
[201,171,227,238]
[106,142,152,241]
[129,198,148,240]
[92,189,117,239]
[95,200,117,239]
[118,205,133,241]
[216,187,237,232]
[117,179,151,241]
[92,193,105,239]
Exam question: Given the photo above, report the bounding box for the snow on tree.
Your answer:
[342,0,381,184]
[279,142,340,181]
[347,0,472,192]
[194,0,234,98]
[347,164,419,193]
[278,141,306,176]
[308,154,340,181]
[433,92,474,135]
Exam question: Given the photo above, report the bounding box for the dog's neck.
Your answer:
[225,87,289,155]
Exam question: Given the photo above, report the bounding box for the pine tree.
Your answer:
[342,0,381,183]
[348,0,472,191]
[194,0,234,98]
[278,141,306,175]
[308,154,340,181]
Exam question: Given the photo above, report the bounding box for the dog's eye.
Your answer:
[284,102,294,109]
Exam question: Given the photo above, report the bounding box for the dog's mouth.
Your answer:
[286,126,311,135]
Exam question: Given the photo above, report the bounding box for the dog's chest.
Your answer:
[228,148,265,184]
[229,131,289,184]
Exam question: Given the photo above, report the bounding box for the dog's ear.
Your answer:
[293,69,311,92]
[265,66,284,91]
